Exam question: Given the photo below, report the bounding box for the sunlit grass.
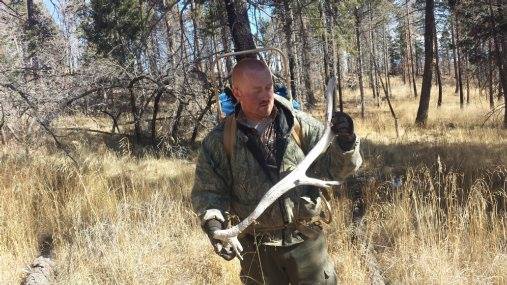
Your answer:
[0,80,506,284]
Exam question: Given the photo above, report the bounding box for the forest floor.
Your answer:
[1,80,506,284]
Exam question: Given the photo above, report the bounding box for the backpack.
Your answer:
[218,85,301,118]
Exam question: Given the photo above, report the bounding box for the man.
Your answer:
[191,58,362,284]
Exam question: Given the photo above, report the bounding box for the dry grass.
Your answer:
[0,80,506,284]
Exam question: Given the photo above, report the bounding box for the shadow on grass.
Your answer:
[341,138,507,229]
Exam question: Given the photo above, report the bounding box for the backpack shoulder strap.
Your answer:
[225,114,302,159]
[291,116,303,151]
[223,115,236,160]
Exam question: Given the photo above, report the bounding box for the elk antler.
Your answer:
[213,77,341,260]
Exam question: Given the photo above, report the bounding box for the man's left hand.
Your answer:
[331,112,356,151]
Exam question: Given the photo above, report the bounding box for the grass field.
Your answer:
[1,80,506,284]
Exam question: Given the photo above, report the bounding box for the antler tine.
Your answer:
[213,77,340,252]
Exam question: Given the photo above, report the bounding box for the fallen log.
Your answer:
[22,235,55,285]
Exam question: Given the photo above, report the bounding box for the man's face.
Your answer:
[233,68,274,122]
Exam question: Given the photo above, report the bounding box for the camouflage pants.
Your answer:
[239,233,337,285]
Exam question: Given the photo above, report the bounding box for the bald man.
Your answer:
[192,58,362,284]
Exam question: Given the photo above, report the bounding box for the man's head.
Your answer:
[231,58,274,122]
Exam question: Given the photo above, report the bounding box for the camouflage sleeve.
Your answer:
[295,111,362,181]
[191,129,232,224]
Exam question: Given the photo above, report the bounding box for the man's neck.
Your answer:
[238,107,277,133]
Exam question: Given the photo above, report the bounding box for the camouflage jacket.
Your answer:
[191,96,362,246]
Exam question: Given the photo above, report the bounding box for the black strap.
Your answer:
[237,124,277,182]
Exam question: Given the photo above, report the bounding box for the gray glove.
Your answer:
[331,111,356,151]
[203,219,237,261]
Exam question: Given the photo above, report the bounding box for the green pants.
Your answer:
[239,233,337,285]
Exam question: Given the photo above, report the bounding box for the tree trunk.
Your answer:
[319,2,329,91]
[489,39,495,109]
[406,0,418,98]
[488,0,507,127]
[451,19,459,95]
[355,8,365,119]
[297,1,316,108]
[151,91,163,146]
[163,3,176,69]
[465,53,470,104]
[223,0,256,62]
[190,0,202,70]
[415,0,434,126]
[369,25,380,106]
[129,88,142,142]
[331,3,344,111]
[25,0,38,80]
[434,21,443,107]
[281,0,298,100]
[169,99,185,142]
[383,28,392,98]
[217,1,233,74]
[190,92,214,144]
[454,16,465,109]
[325,1,338,109]
[502,31,507,128]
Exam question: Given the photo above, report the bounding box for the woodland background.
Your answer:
[0,0,506,284]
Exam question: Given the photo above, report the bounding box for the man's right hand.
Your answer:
[204,219,238,261]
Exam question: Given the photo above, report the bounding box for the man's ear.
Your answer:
[232,86,241,102]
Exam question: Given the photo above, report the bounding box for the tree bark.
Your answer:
[488,39,494,109]
[169,98,185,142]
[319,2,329,90]
[374,50,399,138]
[223,0,256,62]
[434,21,443,107]
[415,0,434,126]
[451,19,459,95]
[25,0,39,80]
[325,1,338,109]
[190,0,202,70]
[281,0,298,100]
[217,1,233,74]
[465,53,470,104]
[406,0,418,98]
[355,8,365,118]
[368,5,379,106]
[488,0,507,127]
[129,87,142,142]
[151,90,163,146]
[454,16,465,109]
[383,28,392,98]
[297,1,316,108]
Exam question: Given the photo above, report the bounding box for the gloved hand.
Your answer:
[204,219,242,261]
[331,111,356,151]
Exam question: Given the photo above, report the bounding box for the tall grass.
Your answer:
[0,81,506,284]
